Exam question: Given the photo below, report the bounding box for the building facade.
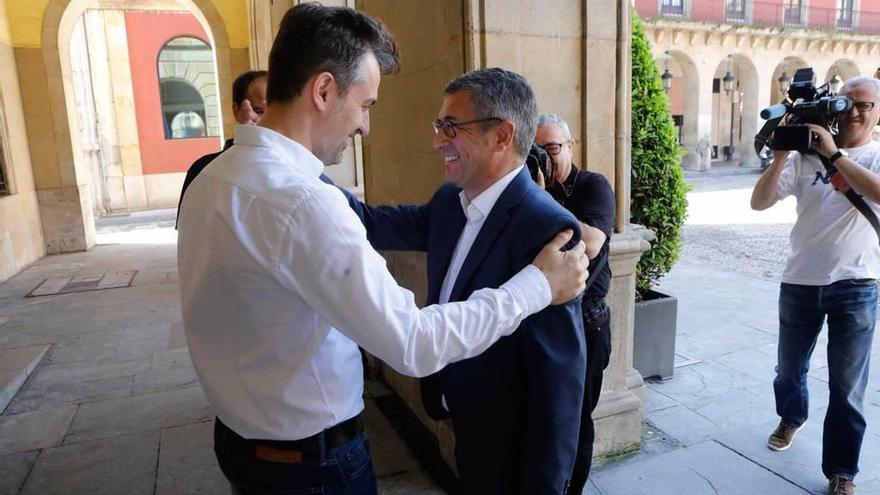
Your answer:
[636,0,880,169]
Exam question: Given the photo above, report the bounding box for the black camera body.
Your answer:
[756,68,852,153]
[526,143,550,183]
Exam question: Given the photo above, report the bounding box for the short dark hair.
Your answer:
[267,3,399,104]
[232,70,268,105]
[444,68,537,158]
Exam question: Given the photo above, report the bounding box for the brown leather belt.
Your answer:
[215,415,363,464]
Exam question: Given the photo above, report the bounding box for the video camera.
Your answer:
[755,67,852,154]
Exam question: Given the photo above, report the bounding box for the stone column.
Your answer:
[697,61,716,170]
[594,230,649,455]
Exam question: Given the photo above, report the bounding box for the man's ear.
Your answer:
[309,72,336,113]
[494,120,516,151]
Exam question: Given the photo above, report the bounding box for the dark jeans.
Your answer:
[774,279,877,480]
[214,419,378,495]
[569,302,612,494]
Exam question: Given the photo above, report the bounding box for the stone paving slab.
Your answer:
[131,269,178,287]
[20,431,158,495]
[590,440,810,495]
[25,357,149,390]
[25,271,136,298]
[645,360,764,406]
[0,406,77,455]
[714,421,833,495]
[0,451,37,495]
[131,366,199,396]
[155,421,229,495]
[0,345,49,412]
[5,375,134,415]
[44,330,121,365]
[63,385,212,445]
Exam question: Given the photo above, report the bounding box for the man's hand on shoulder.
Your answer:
[532,229,588,304]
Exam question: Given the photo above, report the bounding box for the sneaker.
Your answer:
[828,474,855,495]
[767,421,801,451]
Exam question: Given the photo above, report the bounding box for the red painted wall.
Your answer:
[752,0,784,25]
[125,11,221,175]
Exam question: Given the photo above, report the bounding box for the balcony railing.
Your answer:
[636,0,880,34]
[661,3,685,17]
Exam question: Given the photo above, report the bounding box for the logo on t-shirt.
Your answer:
[811,171,831,186]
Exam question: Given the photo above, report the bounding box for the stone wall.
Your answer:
[0,4,45,281]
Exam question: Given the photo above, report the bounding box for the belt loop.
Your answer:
[317,430,327,461]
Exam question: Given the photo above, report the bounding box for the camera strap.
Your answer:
[819,155,880,247]
[754,117,784,156]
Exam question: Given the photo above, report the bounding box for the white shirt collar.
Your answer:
[234,124,325,178]
[458,165,524,223]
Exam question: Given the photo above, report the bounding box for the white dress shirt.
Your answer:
[177,125,552,441]
[439,166,524,304]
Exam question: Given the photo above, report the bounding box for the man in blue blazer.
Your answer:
[352,68,586,494]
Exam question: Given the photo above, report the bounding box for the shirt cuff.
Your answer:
[501,264,552,315]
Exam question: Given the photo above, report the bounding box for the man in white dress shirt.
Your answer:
[176,4,588,495]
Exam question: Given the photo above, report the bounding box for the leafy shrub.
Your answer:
[630,13,689,299]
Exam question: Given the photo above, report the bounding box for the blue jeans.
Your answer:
[215,421,378,495]
[774,279,877,480]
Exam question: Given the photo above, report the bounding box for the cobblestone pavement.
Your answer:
[680,169,794,281]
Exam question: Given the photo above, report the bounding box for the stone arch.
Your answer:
[711,53,759,165]
[654,50,700,168]
[36,0,233,251]
[769,56,808,105]
[825,58,861,85]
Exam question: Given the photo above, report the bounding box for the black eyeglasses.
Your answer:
[537,140,573,156]
[853,101,878,113]
[432,117,502,138]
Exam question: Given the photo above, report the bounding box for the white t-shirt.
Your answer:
[777,141,880,285]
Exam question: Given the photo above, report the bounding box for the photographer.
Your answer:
[750,76,880,495]
[534,114,616,493]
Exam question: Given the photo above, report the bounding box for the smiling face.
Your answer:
[838,81,880,148]
[314,53,380,165]
[432,90,499,196]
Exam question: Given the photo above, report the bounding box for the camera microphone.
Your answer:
[760,104,788,120]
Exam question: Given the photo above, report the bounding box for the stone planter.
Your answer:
[633,289,678,380]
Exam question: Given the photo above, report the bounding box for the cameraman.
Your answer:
[534,114,616,493]
[750,76,880,495]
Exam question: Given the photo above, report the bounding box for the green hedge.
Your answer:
[630,13,689,299]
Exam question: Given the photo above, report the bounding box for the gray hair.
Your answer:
[536,113,572,140]
[841,76,880,96]
[444,68,537,158]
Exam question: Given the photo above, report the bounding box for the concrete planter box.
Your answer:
[633,289,678,380]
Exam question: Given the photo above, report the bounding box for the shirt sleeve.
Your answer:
[573,173,616,237]
[777,151,799,199]
[274,185,552,378]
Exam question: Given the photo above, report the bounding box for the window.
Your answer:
[661,0,684,17]
[157,36,220,139]
[726,0,747,22]
[783,0,803,25]
[837,0,854,29]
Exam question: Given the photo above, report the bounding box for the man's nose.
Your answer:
[432,129,448,150]
[360,112,371,138]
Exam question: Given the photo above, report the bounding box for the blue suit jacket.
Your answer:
[351,167,586,495]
